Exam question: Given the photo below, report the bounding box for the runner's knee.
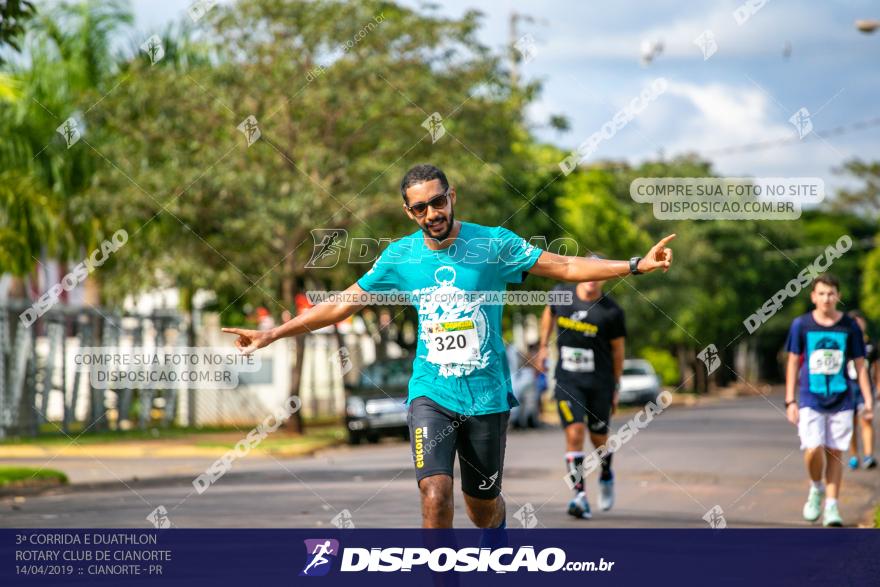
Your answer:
[463,494,502,527]
[566,422,586,444]
[419,475,453,509]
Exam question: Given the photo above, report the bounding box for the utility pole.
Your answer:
[509,12,523,87]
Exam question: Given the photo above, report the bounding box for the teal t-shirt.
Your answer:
[357,221,543,415]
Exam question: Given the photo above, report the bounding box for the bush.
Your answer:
[640,347,680,387]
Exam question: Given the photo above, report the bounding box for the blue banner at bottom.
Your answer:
[2,529,877,586]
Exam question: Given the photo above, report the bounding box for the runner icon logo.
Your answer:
[697,344,721,375]
[301,539,340,577]
[306,228,348,269]
[702,505,726,529]
[331,509,355,529]
[146,505,171,529]
[514,503,539,528]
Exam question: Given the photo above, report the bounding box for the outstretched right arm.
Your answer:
[222,282,367,354]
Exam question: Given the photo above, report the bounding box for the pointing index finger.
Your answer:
[656,233,677,247]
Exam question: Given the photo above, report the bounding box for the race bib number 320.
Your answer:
[426,320,480,364]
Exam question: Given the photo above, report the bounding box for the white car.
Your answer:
[618,359,662,404]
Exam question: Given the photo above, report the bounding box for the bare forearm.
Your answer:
[785,355,799,402]
[268,303,350,341]
[559,257,632,282]
[612,348,624,382]
[529,234,674,281]
[539,306,554,348]
[860,371,874,408]
[222,285,366,355]
[580,257,634,282]
[856,359,874,408]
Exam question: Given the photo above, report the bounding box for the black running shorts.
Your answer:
[407,396,509,499]
[554,380,613,435]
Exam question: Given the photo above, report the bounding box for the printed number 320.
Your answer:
[435,334,467,351]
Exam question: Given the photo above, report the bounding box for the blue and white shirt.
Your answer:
[785,312,865,412]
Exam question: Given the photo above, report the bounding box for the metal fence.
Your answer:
[0,302,189,439]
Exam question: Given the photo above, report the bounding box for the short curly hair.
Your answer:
[400,164,449,203]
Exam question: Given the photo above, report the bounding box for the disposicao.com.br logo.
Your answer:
[299,539,614,574]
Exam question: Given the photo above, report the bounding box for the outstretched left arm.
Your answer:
[528,234,676,282]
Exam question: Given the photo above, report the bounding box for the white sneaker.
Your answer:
[802,486,824,522]
[598,476,615,511]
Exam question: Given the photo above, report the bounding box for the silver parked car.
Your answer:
[618,359,662,404]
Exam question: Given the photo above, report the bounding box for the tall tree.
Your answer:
[0,0,132,277]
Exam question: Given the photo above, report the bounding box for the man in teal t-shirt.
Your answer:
[357,220,540,416]
[224,163,675,529]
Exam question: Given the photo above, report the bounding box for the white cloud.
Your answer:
[541,1,854,62]
[644,81,852,183]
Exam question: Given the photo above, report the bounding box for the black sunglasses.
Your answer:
[406,189,449,217]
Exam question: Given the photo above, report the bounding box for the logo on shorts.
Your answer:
[478,471,499,491]
[414,426,426,468]
[300,539,340,576]
[588,420,606,432]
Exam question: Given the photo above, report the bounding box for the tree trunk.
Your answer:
[182,287,197,428]
[675,344,691,391]
[693,346,708,394]
[282,252,305,434]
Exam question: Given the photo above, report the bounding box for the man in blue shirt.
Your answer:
[223,164,675,528]
[785,274,874,527]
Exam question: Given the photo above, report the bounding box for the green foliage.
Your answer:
[2,0,879,396]
[639,346,679,386]
[0,0,36,60]
[0,171,59,274]
[557,166,650,258]
[0,0,132,275]
[89,0,543,313]
[832,159,880,221]
[863,238,880,326]
[0,465,68,487]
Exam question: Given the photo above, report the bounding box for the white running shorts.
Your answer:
[798,406,854,451]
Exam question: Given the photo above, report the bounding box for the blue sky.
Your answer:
[130,0,880,192]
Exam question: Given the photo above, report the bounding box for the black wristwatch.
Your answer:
[785,400,796,408]
[629,256,643,275]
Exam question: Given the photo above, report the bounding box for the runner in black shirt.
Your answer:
[537,264,626,519]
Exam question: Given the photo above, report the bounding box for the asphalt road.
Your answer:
[3,393,879,528]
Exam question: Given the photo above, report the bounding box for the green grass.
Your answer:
[0,466,68,488]
[874,503,880,528]
[193,426,345,450]
[0,426,234,446]
[0,420,344,446]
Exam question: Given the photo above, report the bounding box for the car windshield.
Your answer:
[359,360,412,388]
[623,365,651,376]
